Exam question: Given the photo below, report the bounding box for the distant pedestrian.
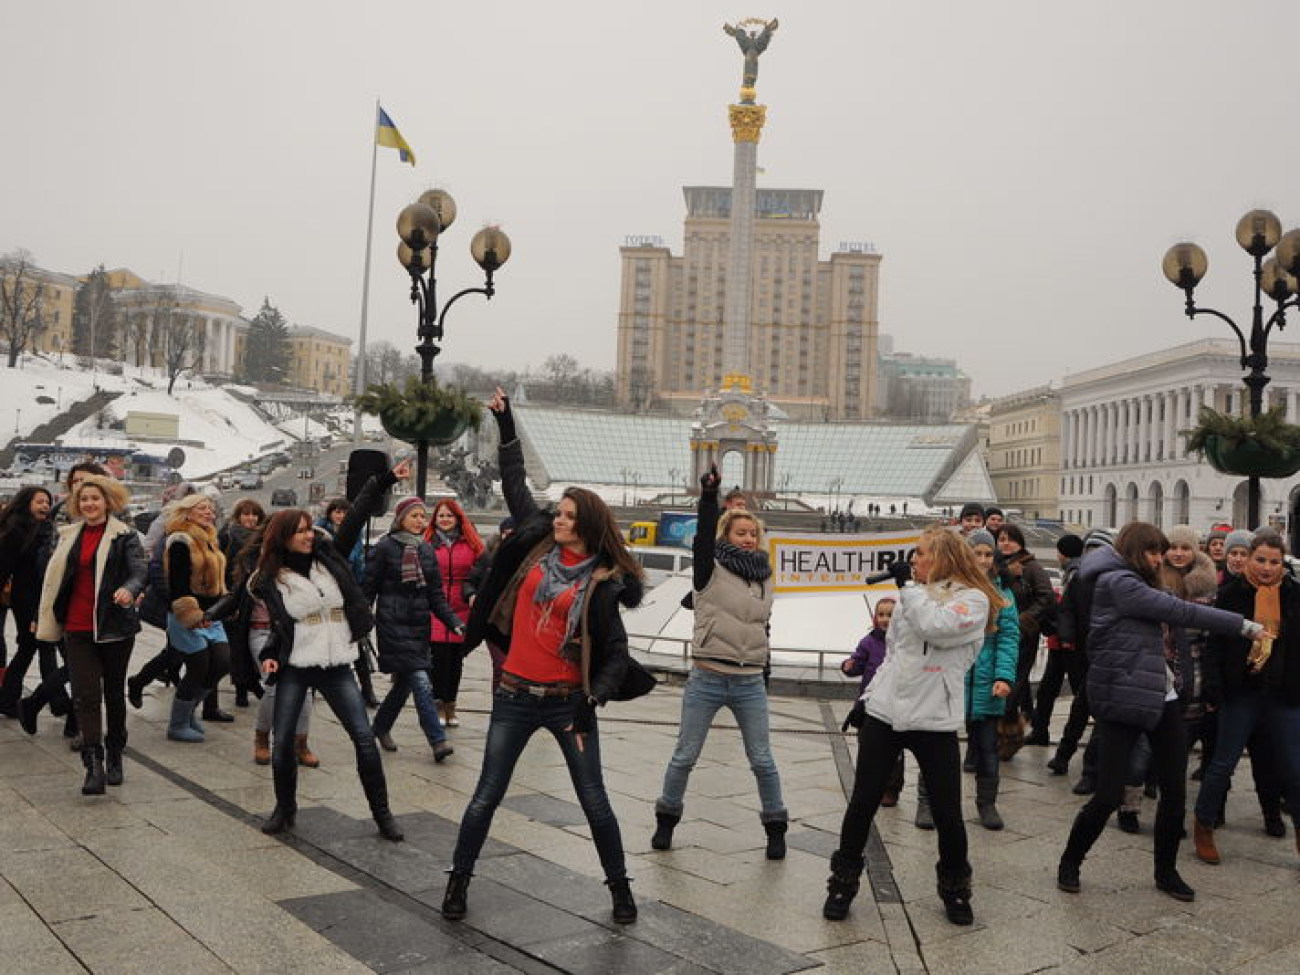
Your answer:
[997,524,1055,732]
[841,597,901,805]
[424,498,484,730]
[0,487,56,719]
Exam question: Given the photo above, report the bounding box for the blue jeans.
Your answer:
[1195,688,1300,828]
[656,668,787,821]
[451,687,626,880]
[371,668,446,746]
[271,664,388,816]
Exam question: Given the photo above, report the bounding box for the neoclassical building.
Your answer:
[1058,337,1300,536]
[986,384,1061,520]
[108,269,243,377]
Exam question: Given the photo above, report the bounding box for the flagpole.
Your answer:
[353,98,381,443]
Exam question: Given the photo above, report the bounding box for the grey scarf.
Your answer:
[390,530,425,587]
[533,545,598,652]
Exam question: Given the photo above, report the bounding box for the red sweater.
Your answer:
[66,522,106,633]
[503,548,585,684]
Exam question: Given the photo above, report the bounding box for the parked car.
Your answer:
[270,487,298,507]
[239,473,263,490]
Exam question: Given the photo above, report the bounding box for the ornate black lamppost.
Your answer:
[396,189,511,498]
[1162,209,1300,529]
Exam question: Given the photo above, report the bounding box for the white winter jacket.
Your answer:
[862,579,990,732]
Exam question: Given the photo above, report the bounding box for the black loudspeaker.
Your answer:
[346,449,392,515]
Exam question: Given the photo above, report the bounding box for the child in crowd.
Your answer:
[842,598,901,805]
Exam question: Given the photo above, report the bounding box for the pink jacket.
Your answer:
[429,536,478,644]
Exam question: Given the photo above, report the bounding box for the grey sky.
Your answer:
[5,1,1299,398]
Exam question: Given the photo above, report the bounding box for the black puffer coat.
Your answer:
[1205,573,1300,706]
[1081,546,1245,730]
[464,434,643,707]
[363,534,463,673]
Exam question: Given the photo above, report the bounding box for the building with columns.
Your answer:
[107,269,243,377]
[1058,337,1300,536]
[986,384,1061,520]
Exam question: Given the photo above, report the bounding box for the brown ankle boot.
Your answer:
[295,735,320,768]
[1193,818,1220,865]
[253,730,271,766]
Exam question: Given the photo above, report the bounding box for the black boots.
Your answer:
[607,877,637,924]
[936,865,974,925]
[262,804,297,834]
[127,675,146,710]
[651,811,680,851]
[975,776,1004,831]
[822,850,865,920]
[357,666,380,708]
[375,811,405,843]
[104,739,125,786]
[915,775,935,830]
[202,691,235,723]
[81,745,106,796]
[442,871,471,920]
[763,819,788,860]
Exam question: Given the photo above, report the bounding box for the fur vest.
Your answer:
[274,563,356,669]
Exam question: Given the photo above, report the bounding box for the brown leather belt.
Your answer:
[499,675,580,698]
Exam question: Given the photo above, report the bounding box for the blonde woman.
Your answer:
[824,527,1007,926]
[651,465,787,858]
[37,475,147,794]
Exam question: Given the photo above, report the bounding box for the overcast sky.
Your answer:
[6,1,1300,399]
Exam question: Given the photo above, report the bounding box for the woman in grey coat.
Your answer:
[1056,522,1267,903]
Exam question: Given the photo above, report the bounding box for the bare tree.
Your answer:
[0,249,49,367]
[160,306,207,395]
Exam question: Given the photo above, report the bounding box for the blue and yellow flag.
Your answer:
[376,107,416,166]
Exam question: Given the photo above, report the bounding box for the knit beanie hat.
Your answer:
[1207,526,1229,542]
[390,496,427,533]
[1166,525,1199,549]
[1083,528,1115,551]
[1223,529,1254,554]
[967,528,996,550]
[959,502,985,520]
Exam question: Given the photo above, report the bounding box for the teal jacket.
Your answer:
[964,580,1019,720]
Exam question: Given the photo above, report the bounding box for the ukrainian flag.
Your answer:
[377,107,416,166]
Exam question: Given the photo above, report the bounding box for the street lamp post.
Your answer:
[396,189,512,499]
[1163,209,1300,528]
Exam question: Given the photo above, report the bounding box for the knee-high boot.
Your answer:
[358,754,403,842]
[975,776,1004,830]
[915,774,935,830]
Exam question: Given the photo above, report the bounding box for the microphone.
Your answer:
[863,568,896,585]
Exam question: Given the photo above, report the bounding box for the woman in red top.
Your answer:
[425,498,484,728]
[441,388,645,926]
[36,476,147,794]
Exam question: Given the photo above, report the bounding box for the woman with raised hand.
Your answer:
[36,475,147,794]
[824,527,1005,927]
[365,495,464,763]
[441,387,645,926]
[1057,523,1266,903]
[650,464,788,859]
[251,461,407,842]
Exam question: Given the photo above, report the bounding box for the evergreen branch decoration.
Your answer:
[1182,405,1300,456]
[350,377,483,444]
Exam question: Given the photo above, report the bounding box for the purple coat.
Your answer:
[844,628,888,694]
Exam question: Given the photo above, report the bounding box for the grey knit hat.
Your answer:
[1223,529,1254,554]
[967,528,996,550]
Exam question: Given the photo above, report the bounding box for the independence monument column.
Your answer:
[690,17,779,499]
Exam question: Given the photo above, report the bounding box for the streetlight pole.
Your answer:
[1163,210,1300,528]
[395,189,511,499]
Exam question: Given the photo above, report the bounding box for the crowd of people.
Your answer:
[2,436,1298,930]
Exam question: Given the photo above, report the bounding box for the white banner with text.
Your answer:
[767,530,920,596]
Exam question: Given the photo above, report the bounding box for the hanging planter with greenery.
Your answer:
[351,376,483,446]
[1183,405,1300,478]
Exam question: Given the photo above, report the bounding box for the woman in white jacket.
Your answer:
[823,527,1008,926]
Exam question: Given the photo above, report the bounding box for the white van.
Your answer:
[632,546,694,589]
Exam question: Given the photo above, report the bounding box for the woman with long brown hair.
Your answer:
[249,461,407,841]
[824,526,1007,926]
[1057,522,1266,902]
[441,388,645,926]
[425,497,484,728]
